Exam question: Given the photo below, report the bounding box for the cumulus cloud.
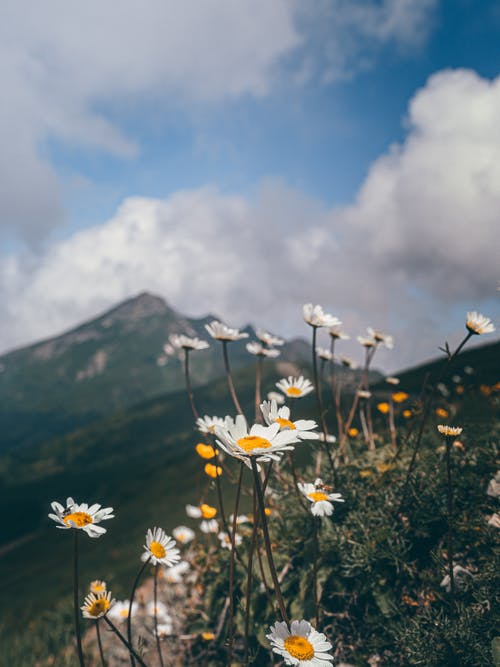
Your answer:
[1,69,498,370]
[1,1,438,242]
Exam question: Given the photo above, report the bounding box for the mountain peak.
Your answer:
[103,292,170,322]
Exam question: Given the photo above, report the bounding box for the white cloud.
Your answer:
[1,69,498,370]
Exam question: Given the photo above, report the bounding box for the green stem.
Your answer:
[96,620,107,667]
[311,326,335,477]
[127,556,150,667]
[222,340,244,415]
[73,530,86,667]
[154,563,165,667]
[227,463,244,662]
[445,437,456,606]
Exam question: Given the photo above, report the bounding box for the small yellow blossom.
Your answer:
[377,402,390,414]
[200,503,217,519]
[195,443,218,459]
[348,427,359,437]
[89,580,107,594]
[376,463,394,473]
[392,391,409,403]
[403,410,412,418]
[204,463,222,478]
[437,425,463,437]
[359,469,372,478]
[202,632,215,641]
[435,407,449,418]
[455,385,465,395]
[264,508,272,517]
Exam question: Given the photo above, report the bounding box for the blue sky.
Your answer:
[0,1,498,369]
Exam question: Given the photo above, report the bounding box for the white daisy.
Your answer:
[385,376,400,385]
[228,514,251,525]
[215,414,299,468]
[267,619,334,666]
[143,527,180,567]
[164,561,190,583]
[340,356,357,369]
[108,600,137,621]
[298,479,345,517]
[303,304,342,329]
[316,347,333,361]
[276,376,314,399]
[357,335,376,348]
[81,591,115,619]
[437,425,463,437]
[356,390,372,399]
[49,497,114,538]
[246,341,280,357]
[218,531,243,549]
[267,391,286,405]
[196,415,228,435]
[146,600,170,622]
[256,328,285,347]
[205,320,249,341]
[466,311,495,335]
[185,503,217,519]
[163,342,175,356]
[169,334,209,351]
[486,471,500,499]
[260,400,319,440]
[172,525,195,544]
[367,327,394,349]
[329,327,349,340]
[89,580,107,595]
[200,519,219,534]
[155,621,173,638]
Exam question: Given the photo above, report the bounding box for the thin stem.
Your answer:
[96,620,107,667]
[104,617,150,667]
[313,517,320,627]
[73,530,86,667]
[255,357,263,423]
[222,340,244,415]
[311,327,334,476]
[154,563,165,667]
[445,437,455,606]
[227,463,244,662]
[127,556,151,667]
[251,458,289,623]
[244,485,258,665]
[184,350,200,421]
[388,397,397,451]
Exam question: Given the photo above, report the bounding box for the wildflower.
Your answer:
[146,600,170,622]
[204,463,222,478]
[385,376,400,386]
[303,303,341,329]
[155,621,173,638]
[392,391,409,403]
[267,390,285,405]
[347,427,359,437]
[360,469,372,478]
[486,471,500,499]
[81,591,115,619]
[256,328,285,347]
[200,519,219,533]
[329,326,349,340]
[196,415,227,435]
[487,513,500,528]
[228,514,251,525]
[49,498,114,538]
[195,443,218,459]
[143,527,180,567]
[298,479,344,517]
[108,600,137,621]
[201,631,215,641]
[89,580,107,594]
[316,346,333,361]
[264,507,272,517]
[437,425,463,437]
[267,619,334,666]
[165,561,190,583]
[218,531,243,549]
[440,565,472,592]
[215,414,299,467]
[205,320,249,341]
[357,389,371,399]
[276,376,314,398]
[186,503,217,519]
[403,410,412,418]
[367,327,394,349]
[376,463,394,473]
[172,525,195,544]
[260,400,319,440]
[246,341,280,357]
[357,335,376,348]
[435,407,449,418]
[377,402,390,414]
[163,342,175,356]
[466,311,495,335]
[169,334,209,351]
[340,356,357,369]
[455,385,465,395]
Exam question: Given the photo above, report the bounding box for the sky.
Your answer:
[1,0,499,371]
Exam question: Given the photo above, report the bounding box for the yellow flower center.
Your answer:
[236,435,272,453]
[286,387,302,397]
[90,581,106,594]
[284,635,314,660]
[149,541,166,559]
[63,512,93,527]
[308,491,329,502]
[119,608,129,618]
[275,417,296,430]
[200,504,217,519]
[87,598,110,617]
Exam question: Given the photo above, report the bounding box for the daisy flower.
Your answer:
[164,561,190,583]
[228,513,251,525]
[215,414,299,468]
[267,391,285,405]
[196,415,228,434]
[81,591,115,619]
[143,527,180,566]
[267,619,334,666]
[186,503,218,519]
[205,320,249,341]
[108,600,137,621]
[357,390,371,399]
[298,479,345,517]
[316,347,333,361]
[437,425,463,437]
[329,327,349,340]
[172,525,195,544]
[466,311,495,335]
[49,497,114,538]
[218,531,243,549]
[385,376,400,386]
[357,335,376,348]
[169,334,209,351]
[276,376,314,399]
[200,519,219,534]
[89,580,107,594]
[367,327,394,349]
[146,600,170,622]
[256,328,285,347]
[246,341,280,357]
[340,355,357,369]
[260,400,319,440]
[303,304,341,329]
[155,621,173,638]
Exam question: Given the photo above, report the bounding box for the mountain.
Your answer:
[0,292,311,452]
